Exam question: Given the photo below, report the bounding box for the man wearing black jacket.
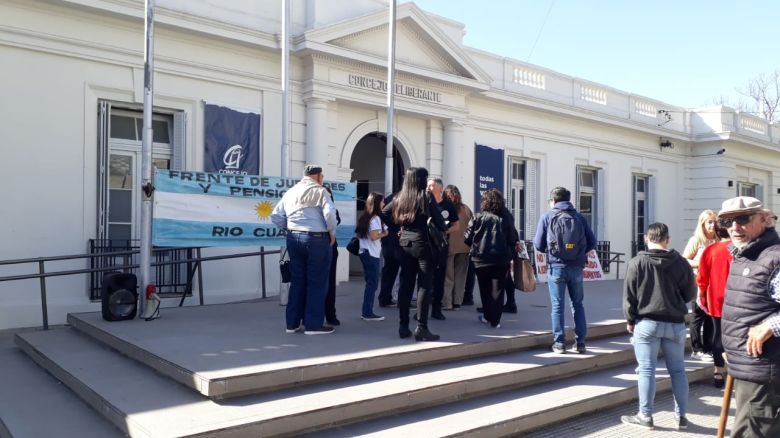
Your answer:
[621,222,696,431]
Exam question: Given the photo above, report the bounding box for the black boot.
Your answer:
[399,325,412,339]
[430,307,446,320]
[414,326,440,341]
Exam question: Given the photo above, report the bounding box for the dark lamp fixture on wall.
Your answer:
[659,138,673,150]
[691,148,726,157]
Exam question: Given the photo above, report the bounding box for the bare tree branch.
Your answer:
[736,69,780,123]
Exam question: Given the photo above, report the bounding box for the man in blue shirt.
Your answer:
[534,186,596,354]
[271,164,338,335]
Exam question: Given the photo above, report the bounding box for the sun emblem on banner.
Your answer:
[254,201,273,220]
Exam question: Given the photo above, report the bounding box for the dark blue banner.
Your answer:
[474,143,504,211]
[204,104,260,175]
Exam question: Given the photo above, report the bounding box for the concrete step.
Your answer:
[66,306,625,399]
[17,327,646,438]
[0,329,121,438]
[306,359,713,437]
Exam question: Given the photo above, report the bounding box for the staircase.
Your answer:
[12,280,712,437]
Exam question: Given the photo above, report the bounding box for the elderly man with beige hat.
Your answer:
[718,196,780,437]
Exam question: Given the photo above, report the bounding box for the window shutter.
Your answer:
[172,111,187,170]
[756,184,764,203]
[97,101,110,240]
[526,159,538,241]
[596,168,605,240]
[647,175,657,225]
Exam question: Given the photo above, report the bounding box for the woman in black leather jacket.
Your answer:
[465,189,519,328]
[382,167,447,341]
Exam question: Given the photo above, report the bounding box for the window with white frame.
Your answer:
[506,157,539,242]
[737,181,758,198]
[576,166,599,237]
[97,102,185,242]
[633,174,649,247]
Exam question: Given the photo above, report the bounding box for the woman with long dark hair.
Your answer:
[465,189,519,328]
[382,167,447,341]
[442,185,473,310]
[356,191,388,321]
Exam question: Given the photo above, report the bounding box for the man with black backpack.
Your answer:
[534,186,596,354]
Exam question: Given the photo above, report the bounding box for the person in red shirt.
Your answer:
[696,225,731,388]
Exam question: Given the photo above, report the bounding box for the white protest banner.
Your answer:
[531,249,604,282]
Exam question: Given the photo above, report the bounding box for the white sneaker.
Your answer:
[361,314,385,321]
[691,351,714,362]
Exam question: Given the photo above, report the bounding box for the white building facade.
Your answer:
[1,0,779,329]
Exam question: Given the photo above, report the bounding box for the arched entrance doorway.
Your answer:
[349,132,407,203]
[348,132,408,275]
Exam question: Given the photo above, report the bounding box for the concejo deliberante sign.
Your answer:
[347,74,442,103]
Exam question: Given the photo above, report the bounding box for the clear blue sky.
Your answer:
[410,0,778,109]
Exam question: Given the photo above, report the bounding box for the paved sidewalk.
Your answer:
[527,379,733,437]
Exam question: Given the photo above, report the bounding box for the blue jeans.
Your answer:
[286,233,332,330]
[359,251,380,317]
[632,319,688,417]
[547,266,587,344]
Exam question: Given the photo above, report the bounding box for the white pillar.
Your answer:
[443,120,464,186]
[305,97,330,169]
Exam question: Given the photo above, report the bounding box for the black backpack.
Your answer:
[546,209,586,261]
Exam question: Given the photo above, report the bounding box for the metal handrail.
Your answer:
[0,246,281,330]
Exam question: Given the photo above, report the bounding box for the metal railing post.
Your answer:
[260,246,267,299]
[38,260,49,330]
[196,248,204,306]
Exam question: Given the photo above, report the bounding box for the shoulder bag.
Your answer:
[346,236,360,255]
[513,253,537,292]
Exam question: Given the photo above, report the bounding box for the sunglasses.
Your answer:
[718,214,755,228]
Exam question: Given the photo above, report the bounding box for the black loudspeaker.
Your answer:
[101,272,138,321]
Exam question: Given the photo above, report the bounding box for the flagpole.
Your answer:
[138,0,156,317]
[385,0,397,195]
[281,0,290,177]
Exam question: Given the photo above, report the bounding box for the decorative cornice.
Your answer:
[0,25,286,94]
[467,115,683,164]
[34,0,278,49]
[478,90,692,141]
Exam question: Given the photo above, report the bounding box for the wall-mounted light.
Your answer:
[691,148,726,157]
[659,137,673,150]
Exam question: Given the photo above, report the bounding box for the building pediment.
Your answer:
[300,2,490,91]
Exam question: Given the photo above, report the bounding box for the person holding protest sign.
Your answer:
[271,164,337,335]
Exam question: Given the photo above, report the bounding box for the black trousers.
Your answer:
[504,270,516,306]
[475,264,508,327]
[733,377,780,437]
[690,303,713,353]
[463,260,476,304]
[379,243,402,305]
[709,316,725,368]
[325,245,338,321]
[399,243,434,328]
[431,248,447,312]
